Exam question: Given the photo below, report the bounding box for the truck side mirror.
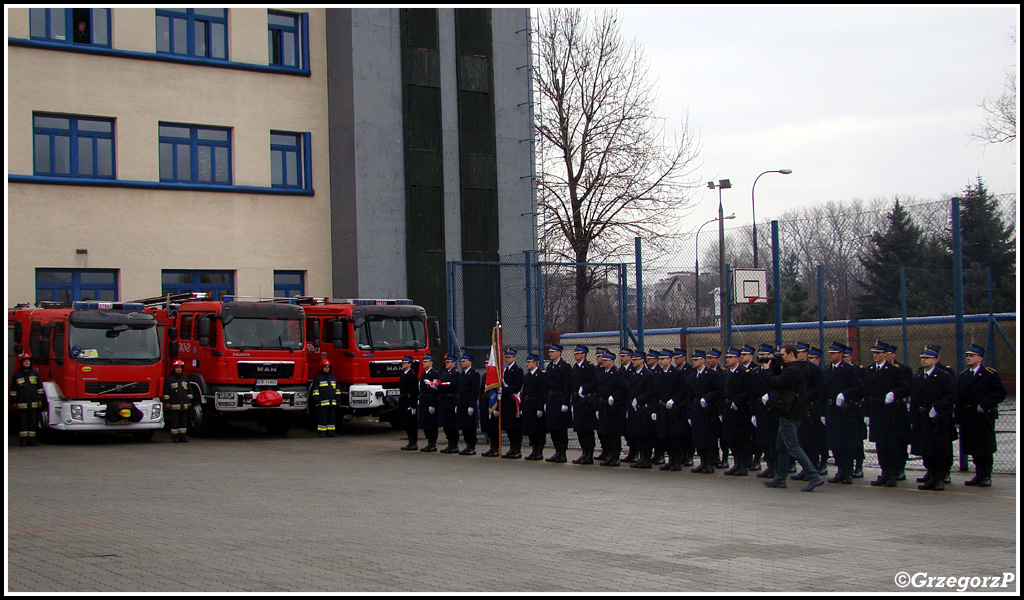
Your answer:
[37,324,53,364]
[167,327,178,341]
[428,317,441,352]
[169,340,179,358]
[197,316,211,347]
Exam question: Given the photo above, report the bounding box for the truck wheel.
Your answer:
[132,430,155,442]
[36,408,52,443]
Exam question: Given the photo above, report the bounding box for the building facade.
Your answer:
[7,7,535,348]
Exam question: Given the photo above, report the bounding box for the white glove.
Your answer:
[751,416,757,427]
[411,408,417,415]
[820,416,825,425]
[718,415,724,422]
[578,386,585,398]
[730,402,738,411]
[595,411,599,420]
[428,406,435,414]
[836,393,845,407]
[537,410,544,418]
[762,394,769,405]
[687,419,692,426]
[651,413,657,421]
[700,398,707,408]
[928,407,938,418]
[666,399,675,409]
[467,407,474,416]
[864,416,870,425]
[884,392,895,405]
[977,405,985,414]
[430,379,439,389]
[560,404,568,413]
[632,399,638,411]
[608,396,615,406]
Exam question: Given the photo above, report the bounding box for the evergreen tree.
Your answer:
[956,177,1016,313]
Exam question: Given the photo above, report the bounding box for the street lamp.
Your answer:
[708,179,732,348]
[751,169,792,268]
[694,212,735,324]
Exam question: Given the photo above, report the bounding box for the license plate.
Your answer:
[107,419,132,426]
[386,389,400,396]
[256,379,278,386]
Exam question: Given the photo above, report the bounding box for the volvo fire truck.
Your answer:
[7,302,165,440]
[299,298,440,427]
[143,294,309,436]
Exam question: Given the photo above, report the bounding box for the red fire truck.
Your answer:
[144,294,309,436]
[7,302,165,440]
[299,298,440,427]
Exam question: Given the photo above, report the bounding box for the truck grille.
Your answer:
[369,361,403,378]
[85,381,151,395]
[237,362,295,380]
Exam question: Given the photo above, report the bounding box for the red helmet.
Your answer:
[172,359,185,368]
[18,353,32,362]
[321,359,331,367]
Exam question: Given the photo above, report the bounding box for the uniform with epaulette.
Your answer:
[435,354,462,453]
[11,354,45,446]
[543,345,573,463]
[417,355,441,452]
[909,345,957,491]
[653,350,688,471]
[590,350,628,466]
[706,348,730,468]
[822,342,863,484]
[570,345,599,465]
[956,344,1007,487]
[624,351,656,469]
[456,355,481,456]
[500,349,525,459]
[863,340,911,487]
[398,356,420,451]
[749,345,779,478]
[888,345,915,482]
[843,344,868,478]
[687,350,722,473]
[720,348,752,476]
[520,353,547,460]
[673,348,696,466]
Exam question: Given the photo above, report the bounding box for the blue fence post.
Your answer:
[772,221,782,347]
[900,267,908,365]
[635,237,644,352]
[524,251,533,356]
[817,265,825,355]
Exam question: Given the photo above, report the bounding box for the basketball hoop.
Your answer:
[746,296,772,305]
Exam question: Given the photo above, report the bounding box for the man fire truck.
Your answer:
[143,294,309,436]
[7,302,165,441]
[299,298,440,428]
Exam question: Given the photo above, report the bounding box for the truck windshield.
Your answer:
[68,323,160,364]
[223,317,304,351]
[356,315,426,351]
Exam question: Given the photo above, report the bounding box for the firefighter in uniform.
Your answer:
[720,348,751,476]
[399,356,420,451]
[688,350,722,473]
[673,348,695,466]
[625,350,656,469]
[570,345,598,464]
[417,355,440,452]
[909,345,957,491]
[822,342,863,484]
[163,358,196,443]
[11,353,44,446]
[521,353,547,460]
[844,343,867,478]
[311,359,338,438]
[751,345,779,478]
[456,354,481,456]
[500,349,525,459]
[656,350,689,471]
[593,350,627,466]
[543,345,573,463]
[956,344,1007,487]
[864,341,911,487]
[887,344,915,482]
[435,354,462,454]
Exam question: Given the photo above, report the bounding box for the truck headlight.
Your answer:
[70,404,84,421]
[216,392,237,401]
[151,402,162,420]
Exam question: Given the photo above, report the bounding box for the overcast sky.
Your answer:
[612,5,1019,231]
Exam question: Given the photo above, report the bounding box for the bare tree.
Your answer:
[971,27,1016,146]
[535,8,702,330]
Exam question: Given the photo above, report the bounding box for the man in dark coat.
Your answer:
[591,350,628,466]
[909,345,957,491]
[520,353,547,460]
[570,345,598,464]
[750,345,778,478]
[844,344,868,478]
[673,348,695,466]
[822,342,863,484]
[720,348,751,475]
[456,354,481,455]
[763,345,824,492]
[794,342,826,480]
[435,354,462,454]
[544,345,573,463]
[417,354,441,452]
[887,344,915,482]
[687,350,722,473]
[956,344,1007,487]
[500,349,525,459]
[864,341,912,487]
[625,350,656,469]
[399,356,420,451]
[656,350,690,471]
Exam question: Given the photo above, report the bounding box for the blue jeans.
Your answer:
[774,417,822,484]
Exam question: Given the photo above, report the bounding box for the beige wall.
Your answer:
[7,8,332,304]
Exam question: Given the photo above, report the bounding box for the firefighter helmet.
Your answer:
[321,359,331,367]
[18,352,32,362]
[172,359,185,368]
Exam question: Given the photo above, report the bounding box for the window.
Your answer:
[274,271,305,298]
[180,314,194,340]
[159,123,231,184]
[270,132,305,189]
[30,8,110,47]
[36,269,118,304]
[156,8,227,60]
[33,113,115,179]
[162,270,234,301]
[268,11,302,69]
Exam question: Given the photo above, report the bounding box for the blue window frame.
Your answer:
[159,123,232,184]
[274,271,305,298]
[268,11,305,69]
[162,270,234,301]
[270,131,307,189]
[30,8,111,47]
[33,113,115,179]
[156,8,228,60]
[36,269,118,304]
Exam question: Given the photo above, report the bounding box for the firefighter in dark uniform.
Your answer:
[309,359,338,439]
[521,353,547,460]
[625,350,656,469]
[751,345,779,478]
[11,353,44,446]
[909,345,957,491]
[793,342,826,481]
[656,350,689,471]
[706,348,730,469]
[618,348,639,463]
[570,345,598,464]
[822,342,863,484]
[435,354,462,454]
[673,348,695,466]
[417,355,440,452]
[399,356,420,451]
[543,345,573,463]
[887,344,915,481]
[500,349,525,459]
[721,348,751,476]
[956,344,1007,487]
[864,340,911,487]
[162,358,195,443]
[456,354,481,456]
[688,350,722,473]
[592,350,627,466]
[844,343,868,478]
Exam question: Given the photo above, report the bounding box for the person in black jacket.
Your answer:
[763,345,825,492]
[544,345,572,463]
[399,356,420,451]
[956,344,1007,487]
[11,353,45,446]
[417,355,440,452]
[625,350,656,469]
[864,340,912,488]
[822,342,864,484]
[500,349,525,459]
[794,342,826,481]
[591,350,627,466]
[164,358,197,443]
[909,345,957,491]
[570,345,598,464]
[456,354,481,456]
[720,348,751,476]
[521,353,547,460]
[435,354,462,454]
[750,344,779,478]
[687,350,722,473]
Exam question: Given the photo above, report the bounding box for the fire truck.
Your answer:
[299,298,440,427]
[7,302,165,440]
[143,294,309,436]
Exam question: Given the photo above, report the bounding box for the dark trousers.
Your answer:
[423,427,438,446]
[833,447,854,477]
[317,405,336,434]
[167,409,189,437]
[576,430,595,454]
[406,426,419,446]
[550,429,569,452]
[462,428,477,449]
[17,409,39,438]
[876,441,904,479]
[728,439,748,467]
[443,426,459,448]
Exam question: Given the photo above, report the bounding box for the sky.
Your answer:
[612,5,1019,232]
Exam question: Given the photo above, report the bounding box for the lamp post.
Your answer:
[751,169,792,268]
[708,179,731,349]
[694,212,735,325]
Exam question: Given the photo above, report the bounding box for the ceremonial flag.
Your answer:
[484,322,503,428]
